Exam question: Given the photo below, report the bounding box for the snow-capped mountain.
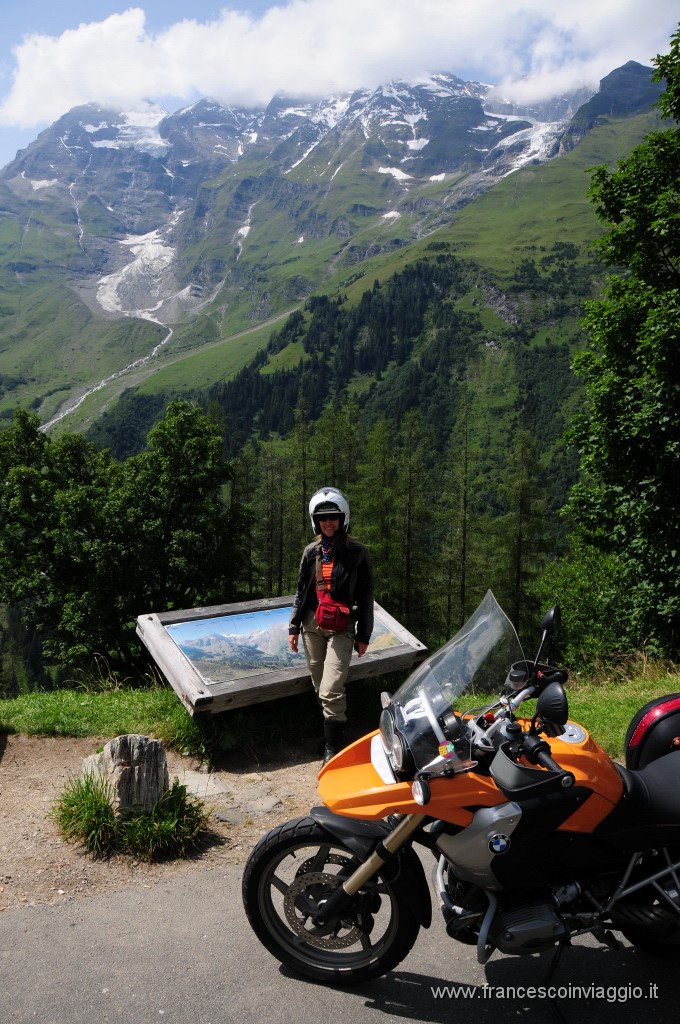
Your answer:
[0,61,660,427]
[3,72,561,194]
[177,624,297,681]
[0,74,570,317]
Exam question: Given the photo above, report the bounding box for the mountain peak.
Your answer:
[571,60,660,125]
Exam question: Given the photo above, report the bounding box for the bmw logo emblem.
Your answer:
[489,834,511,854]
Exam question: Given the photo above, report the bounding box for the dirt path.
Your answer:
[0,733,320,913]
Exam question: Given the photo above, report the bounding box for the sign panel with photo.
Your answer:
[137,597,426,714]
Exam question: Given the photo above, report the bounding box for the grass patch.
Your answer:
[566,665,680,761]
[52,771,211,861]
[0,687,229,760]
[0,675,391,763]
[135,319,280,394]
[1,687,187,739]
[116,779,211,860]
[52,770,118,859]
[4,660,679,767]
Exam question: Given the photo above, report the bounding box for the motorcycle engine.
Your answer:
[489,902,567,955]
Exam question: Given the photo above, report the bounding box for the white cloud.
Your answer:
[0,1,677,127]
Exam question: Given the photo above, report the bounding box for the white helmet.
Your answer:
[309,487,350,534]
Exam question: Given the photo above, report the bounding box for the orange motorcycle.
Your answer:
[242,591,680,984]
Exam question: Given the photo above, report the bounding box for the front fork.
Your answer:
[313,813,427,927]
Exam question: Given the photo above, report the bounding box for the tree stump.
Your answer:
[83,734,170,814]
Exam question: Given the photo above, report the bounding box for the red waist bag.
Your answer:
[315,590,351,632]
[314,554,351,632]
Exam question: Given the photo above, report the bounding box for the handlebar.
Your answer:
[534,747,566,775]
[522,733,575,787]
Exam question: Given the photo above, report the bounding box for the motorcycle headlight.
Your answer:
[379,707,395,757]
[391,731,407,771]
[380,707,413,774]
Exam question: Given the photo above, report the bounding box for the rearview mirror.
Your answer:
[540,606,561,637]
[533,605,562,665]
[536,681,569,727]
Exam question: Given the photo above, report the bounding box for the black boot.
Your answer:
[322,720,345,765]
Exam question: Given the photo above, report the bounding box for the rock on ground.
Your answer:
[82,734,170,813]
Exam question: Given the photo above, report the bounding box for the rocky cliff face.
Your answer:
[559,60,661,152]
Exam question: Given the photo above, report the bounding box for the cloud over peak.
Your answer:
[1,1,677,128]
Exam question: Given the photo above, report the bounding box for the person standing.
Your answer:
[289,487,374,764]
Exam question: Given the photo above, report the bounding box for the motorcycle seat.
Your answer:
[597,752,680,849]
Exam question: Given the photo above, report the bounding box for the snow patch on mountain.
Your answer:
[313,96,351,127]
[86,106,171,156]
[379,166,412,181]
[91,131,169,156]
[97,229,176,318]
[490,118,566,174]
[286,139,322,172]
[235,200,260,259]
[21,171,58,190]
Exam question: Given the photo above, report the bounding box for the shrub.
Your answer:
[117,780,211,861]
[530,541,633,665]
[52,772,211,861]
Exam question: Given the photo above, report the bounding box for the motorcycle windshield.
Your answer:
[387,590,526,774]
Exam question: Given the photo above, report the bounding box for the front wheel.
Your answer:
[242,816,421,985]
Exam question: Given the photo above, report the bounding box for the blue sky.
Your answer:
[167,607,292,645]
[0,1,677,169]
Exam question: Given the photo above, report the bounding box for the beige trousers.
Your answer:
[302,610,355,722]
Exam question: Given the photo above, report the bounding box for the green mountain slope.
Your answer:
[74,108,660,448]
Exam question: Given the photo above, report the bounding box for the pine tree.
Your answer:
[353,416,397,608]
[496,429,549,635]
[392,411,434,639]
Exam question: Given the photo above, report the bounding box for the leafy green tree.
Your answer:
[0,402,246,671]
[565,27,680,654]
[110,400,247,619]
[531,541,630,665]
[0,413,115,662]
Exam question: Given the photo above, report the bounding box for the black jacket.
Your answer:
[289,537,374,644]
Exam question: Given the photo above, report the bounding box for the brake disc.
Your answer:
[295,852,351,877]
[283,872,362,949]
